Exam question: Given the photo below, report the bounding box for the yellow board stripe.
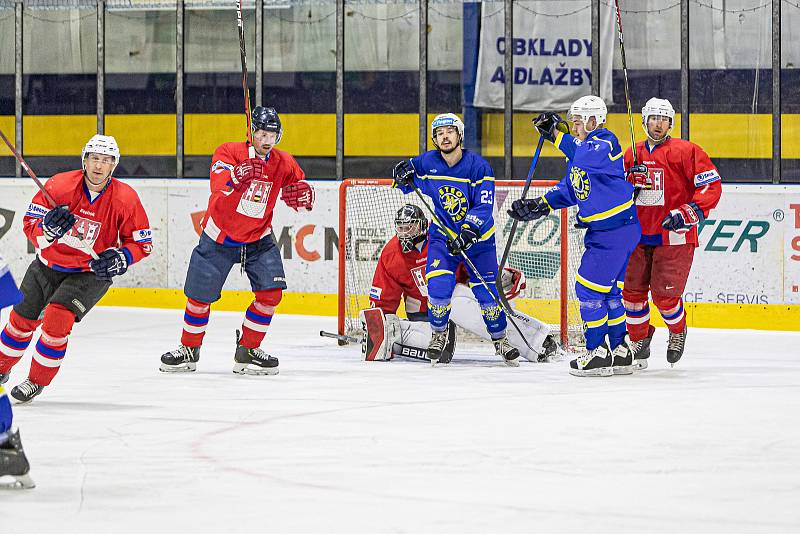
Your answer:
[576,273,612,293]
[578,198,634,223]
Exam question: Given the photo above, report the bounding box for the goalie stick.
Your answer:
[320,330,430,362]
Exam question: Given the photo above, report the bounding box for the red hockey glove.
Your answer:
[500,267,527,301]
[661,202,704,234]
[626,164,652,189]
[281,181,314,212]
[231,158,266,192]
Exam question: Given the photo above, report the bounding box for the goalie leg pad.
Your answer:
[360,309,400,361]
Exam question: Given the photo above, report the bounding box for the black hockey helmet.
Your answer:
[395,204,428,253]
[251,106,282,143]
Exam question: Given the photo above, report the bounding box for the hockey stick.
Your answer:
[496,134,545,312]
[613,0,636,168]
[408,184,535,353]
[236,0,253,145]
[320,330,360,344]
[319,330,431,362]
[0,128,99,260]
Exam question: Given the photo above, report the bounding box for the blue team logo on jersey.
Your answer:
[438,186,468,222]
[570,166,590,201]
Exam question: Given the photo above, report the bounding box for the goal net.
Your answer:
[338,179,586,348]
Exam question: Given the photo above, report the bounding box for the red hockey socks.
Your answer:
[180,298,211,348]
[0,311,40,374]
[29,304,75,386]
[239,289,282,349]
[654,296,686,334]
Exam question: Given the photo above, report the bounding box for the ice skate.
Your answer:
[0,429,35,489]
[667,327,687,367]
[569,343,613,377]
[427,327,450,366]
[160,345,200,373]
[539,334,563,362]
[233,331,279,376]
[631,325,655,370]
[611,337,634,375]
[10,379,44,404]
[0,372,8,385]
[435,322,457,364]
[494,336,520,367]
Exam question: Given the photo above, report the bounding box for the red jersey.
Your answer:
[23,170,152,272]
[369,237,468,318]
[203,142,305,245]
[624,137,722,246]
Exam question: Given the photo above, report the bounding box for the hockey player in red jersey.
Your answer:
[0,135,152,403]
[361,204,560,364]
[623,97,722,367]
[160,106,314,375]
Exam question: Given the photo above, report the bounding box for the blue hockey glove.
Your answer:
[89,248,128,280]
[533,112,569,143]
[508,197,551,222]
[447,225,480,256]
[661,202,704,234]
[42,205,76,242]
[392,160,415,188]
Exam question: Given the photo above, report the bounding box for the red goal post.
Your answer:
[338,178,585,348]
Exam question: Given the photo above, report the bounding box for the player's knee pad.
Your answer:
[7,310,41,336]
[622,288,649,310]
[575,281,606,304]
[41,304,76,340]
[254,288,282,307]
[651,294,681,315]
[360,308,400,361]
[426,272,455,302]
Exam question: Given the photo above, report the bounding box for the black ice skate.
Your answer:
[434,322,457,364]
[667,327,687,367]
[493,336,520,367]
[611,337,634,375]
[569,343,613,377]
[0,429,35,489]
[10,379,44,404]
[233,331,279,376]
[631,325,655,370]
[427,327,450,366]
[539,334,562,362]
[160,345,201,373]
[0,372,8,385]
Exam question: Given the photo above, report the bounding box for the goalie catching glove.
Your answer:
[89,248,128,280]
[500,267,526,301]
[281,181,314,211]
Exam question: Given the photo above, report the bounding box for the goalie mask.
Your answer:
[395,204,428,253]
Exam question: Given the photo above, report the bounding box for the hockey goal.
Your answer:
[338,178,586,348]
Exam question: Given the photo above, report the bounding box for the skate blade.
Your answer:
[159,362,196,373]
[569,367,613,377]
[0,473,35,489]
[11,396,36,405]
[503,358,520,368]
[632,359,649,371]
[612,365,634,375]
[232,363,279,376]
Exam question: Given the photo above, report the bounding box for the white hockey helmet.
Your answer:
[568,95,607,131]
[641,97,675,141]
[430,113,465,147]
[82,134,120,175]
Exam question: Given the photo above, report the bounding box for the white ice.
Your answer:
[1,307,799,533]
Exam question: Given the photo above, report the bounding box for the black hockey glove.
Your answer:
[89,248,129,280]
[661,202,704,234]
[508,197,551,222]
[392,160,415,188]
[533,112,569,143]
[42,205,77,242]
[447,225,480,256]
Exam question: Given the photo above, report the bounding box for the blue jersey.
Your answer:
[398,149,496,241]
[543,128,637,231]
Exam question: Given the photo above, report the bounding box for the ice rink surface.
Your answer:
[1,307,799,533]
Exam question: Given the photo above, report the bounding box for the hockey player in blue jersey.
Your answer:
[391,113,520,366]
[509,96,641,377]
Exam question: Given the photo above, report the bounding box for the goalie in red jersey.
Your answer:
[160,106,314,376]
[623,98,722,368]
[0,135,152,403]
[360,204,561,364]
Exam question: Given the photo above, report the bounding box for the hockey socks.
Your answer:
[28,304,74,387]
[658,298,686,334]
[0,311,40,375]
[180,298,211,348]
[238,289,281,349]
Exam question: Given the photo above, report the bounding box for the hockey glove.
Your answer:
[281,181,314,212]
[231,158,266,192]
[392,160,415,188]
[626,164,652,189]
[533,112,569,143]
[447,225,480,256]
[508,197,551,222]
[42,205,77,242]
[500,267,526,301]
[89,248,129,280]
[661,202,704,234]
